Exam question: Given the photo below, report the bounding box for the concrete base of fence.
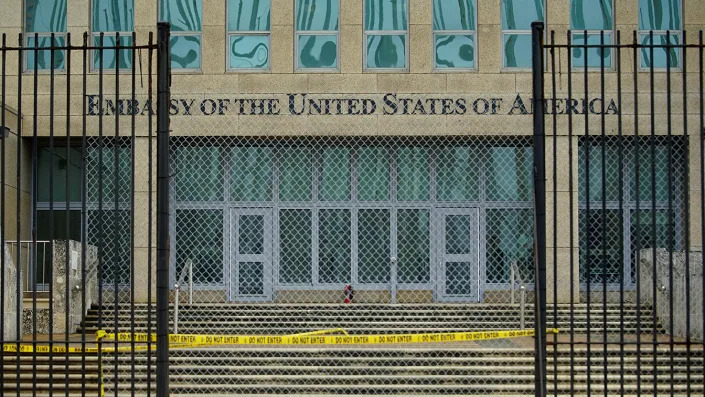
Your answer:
[2,235,20,341]
[640,248,704,342]
[22,240,98,335]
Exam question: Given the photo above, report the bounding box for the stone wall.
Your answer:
[640,249,704,342]
[22,240,98,336]
[2,234,20,341]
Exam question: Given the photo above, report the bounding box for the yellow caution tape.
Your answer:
[3,328,559,353]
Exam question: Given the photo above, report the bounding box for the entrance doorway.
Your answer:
[228,208,273,301]
[436,208,480,302]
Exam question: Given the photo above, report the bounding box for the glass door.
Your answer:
[229,208,273,301]
[436,208,480,302]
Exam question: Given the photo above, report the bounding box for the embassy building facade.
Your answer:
[0,0,702,305]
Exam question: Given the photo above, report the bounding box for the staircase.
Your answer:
[4,303,704,396]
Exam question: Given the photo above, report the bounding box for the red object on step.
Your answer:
[343,285,354,304]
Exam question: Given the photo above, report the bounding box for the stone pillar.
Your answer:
[1,232,20,340]
[545,135,581,303]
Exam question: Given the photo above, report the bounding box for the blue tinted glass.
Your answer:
[93,35,133,69]
[432,0,475,30]
[25,0,67,32]
[365,0,408,31]
[435,34,474,69]
[160,0,202,32]
[296,0,339,31]
[638,0,682,30]
[501,0,544,30]
[503,33,532,68]
[26,35,66,70]
[298,35,338,68]
[228,0,271,31]
[92,0,134,31]
[572,33,613,68]
[640,33,680,68]
[229,35,269,69]
[570,0,612,30]
[171,35,201,69]
[366,34,406,68]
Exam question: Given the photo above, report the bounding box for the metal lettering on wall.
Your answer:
[85,93,620,117]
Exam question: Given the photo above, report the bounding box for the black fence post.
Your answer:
[531,21,547,397]
[156,21,171,397]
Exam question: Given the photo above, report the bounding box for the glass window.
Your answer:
[86,145,132,204]
[501,0,544,69]
[279,146,312,202]
[24,0,67,70]
[357,147,389,201]
[364,0,408,70]
[436,146,480,201]
[87,209,131,285]
[579,209,624,284]
[358,209,390,283]
[486,146,533,202]
[319,147,350,201]
[279,209,312,284]
[397,209,430,284]
[485,209,533,283]
[160,0,203,70]
[570,0,613,68]
[296,0,340,70]
[231,147,272,202]
[397,147,430,201]
[432,0,476,70]
[37,146,83,203]
[318,209,351,284]
[91,0,134,70]
[638,0,682,68]
[227,0,271,70]
[174,146,223,202]
[175,209,224,285]
[578,142,622,203]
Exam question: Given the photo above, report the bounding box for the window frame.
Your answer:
[362,0,410,73]
[158,0,204,73]
[294,0,341,73]
[637,0,684,71]
[225,0,272,72]
[23,0,68,73]
[499,0,546,71]
[569,0,616,71]
[89,0,135,72]
[431,0,478,72]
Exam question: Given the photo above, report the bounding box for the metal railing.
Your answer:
[6,240,52,294]
[509,260,527,330]
[173,258,193,334]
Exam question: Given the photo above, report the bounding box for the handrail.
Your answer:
[6,240,52,293]
[509,260,527,330]
[173,259,194,334]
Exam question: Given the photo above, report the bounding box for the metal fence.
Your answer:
[534,22,705,396]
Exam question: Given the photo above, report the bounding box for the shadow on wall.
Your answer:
[640,249,704,342]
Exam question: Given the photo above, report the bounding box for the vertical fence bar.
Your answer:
[566,28,575,397]
[632,30,643,396]
[31,33,39,397]
[97,32,106,397]
[583,28,591,397]
[64,32,72,397]
[80,31,88,397]
[48,32,56,397]
[615,30,625,397]
[147,30,154,397]
[530,20,547,397]
[130,31,137,396]
[15,32,22,397]
[665,29,675,397]
[599,31,608,397]
[156,21,171,397]
[700,29,704,397]
[680,30,691,397]
[113,31,121,397]
[649,30,658,397]
[548,30,558,397]
[0,32,5,397]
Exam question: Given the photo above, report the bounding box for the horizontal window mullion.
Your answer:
[365,30,407,35]
[296,31,339,35]
[227,31,271,35]
[171,31,202,36]
[432,30,475,35]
